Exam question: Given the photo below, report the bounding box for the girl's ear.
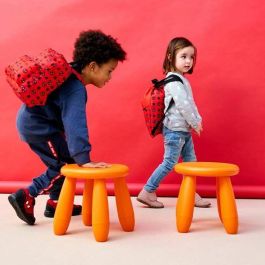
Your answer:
[168,53,171,60]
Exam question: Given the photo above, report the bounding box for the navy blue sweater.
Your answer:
[16,74,91,165]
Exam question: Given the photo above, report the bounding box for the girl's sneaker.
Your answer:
[8,189,36,225]
[44,199,82,218]
[137,189,164,208]
[195,193,211,208]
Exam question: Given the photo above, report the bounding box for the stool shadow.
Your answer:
[190,217,224,232]
[58,220,132,242]
[190,217,264,234]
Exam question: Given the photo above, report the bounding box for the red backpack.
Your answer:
[141,75,183,137]
[5,48,82,107]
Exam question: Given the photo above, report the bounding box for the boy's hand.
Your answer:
[194,123,203,136]
[82,162,111,168]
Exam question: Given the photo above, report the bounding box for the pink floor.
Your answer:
[1,194,265,265]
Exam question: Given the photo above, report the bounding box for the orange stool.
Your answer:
[174,162,239,234]
[53,164,135,242]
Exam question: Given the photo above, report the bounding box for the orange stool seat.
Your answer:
[53,164,135,242]
[174,162,239,234]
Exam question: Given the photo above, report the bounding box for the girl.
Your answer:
[137,37,211,208]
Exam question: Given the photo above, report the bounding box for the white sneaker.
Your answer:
[195,193,211,208]
[137,189,164,208]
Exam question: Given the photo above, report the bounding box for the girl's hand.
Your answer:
[82,162,111,168]
[194,123,203,136]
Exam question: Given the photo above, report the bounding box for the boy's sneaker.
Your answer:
[8,189,36,225]
[44,199,82,218]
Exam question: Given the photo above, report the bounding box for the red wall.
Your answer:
[1,0,265,198]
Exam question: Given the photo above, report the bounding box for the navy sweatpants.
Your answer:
[27,133,75,200]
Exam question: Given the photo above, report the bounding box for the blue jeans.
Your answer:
[144,126,196,192]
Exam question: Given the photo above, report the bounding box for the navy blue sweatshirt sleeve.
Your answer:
[60,79,91,165]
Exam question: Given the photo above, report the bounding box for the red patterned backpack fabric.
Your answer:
[141,75,183,137]
[5,48,82,107]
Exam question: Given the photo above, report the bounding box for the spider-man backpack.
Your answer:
[5,48,82,107]
[141,75,183,137]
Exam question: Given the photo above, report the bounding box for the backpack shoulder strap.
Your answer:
[163,75,184,113]
[152,74,183,88]
[164,74,183,85]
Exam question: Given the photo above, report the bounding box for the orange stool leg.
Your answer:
[217,177,238,234]
[82,179,93,226]
[176,175,196,233]
[92,179,109,242]
[114,177,135,232]
[53,177,76,235]
[216,179,223,223]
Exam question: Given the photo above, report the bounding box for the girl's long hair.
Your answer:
[163,37,197,74]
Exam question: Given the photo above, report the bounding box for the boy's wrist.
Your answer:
[74,152,91,166]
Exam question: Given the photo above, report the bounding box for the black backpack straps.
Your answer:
[152,74,183,88]
[164,75,184,112]
[151,78,160,87]
[163,74,183,85]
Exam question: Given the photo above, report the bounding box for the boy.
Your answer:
[8,30,126,225]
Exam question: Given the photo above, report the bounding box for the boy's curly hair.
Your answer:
[73,30,126,71]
